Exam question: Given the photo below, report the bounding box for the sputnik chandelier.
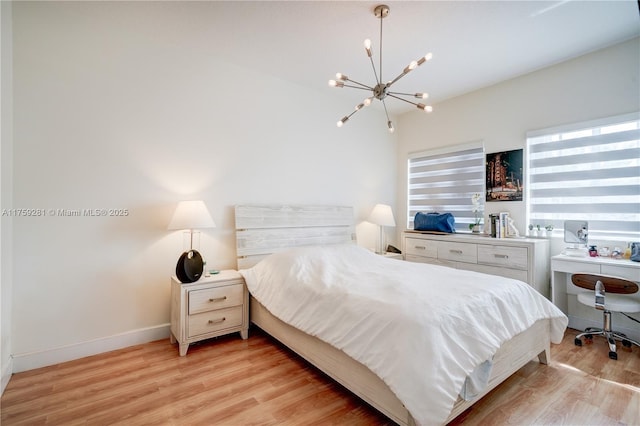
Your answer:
[329,4,433,133]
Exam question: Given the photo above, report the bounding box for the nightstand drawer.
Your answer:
[438,241,477,264]
[188,306,244,337]
[405,238,437,258]
[189,284,244,315]
[478,245,528,270]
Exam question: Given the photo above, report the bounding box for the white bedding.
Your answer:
[240,244,568,425]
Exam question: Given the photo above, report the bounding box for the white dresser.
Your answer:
[402,231,550,298]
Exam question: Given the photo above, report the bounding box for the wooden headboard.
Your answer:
[235,204,355,269]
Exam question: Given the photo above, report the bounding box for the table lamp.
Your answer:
[168,200,216,282]
[368,204,396,254]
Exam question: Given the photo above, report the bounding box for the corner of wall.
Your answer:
[1,0,14,395]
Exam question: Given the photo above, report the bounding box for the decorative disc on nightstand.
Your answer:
[176,249,203,283]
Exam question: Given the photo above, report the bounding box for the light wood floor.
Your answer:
[2,327,639,425]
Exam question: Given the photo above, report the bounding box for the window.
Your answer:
[526,112,640,241]
[407,142,485,230]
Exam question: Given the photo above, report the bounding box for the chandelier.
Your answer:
[329,4,433,133]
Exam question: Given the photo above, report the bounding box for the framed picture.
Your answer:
[486,149,523,202]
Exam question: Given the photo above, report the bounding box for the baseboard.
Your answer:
[568,316,640,343]
[12,324,170,373]
[1,355,13,395]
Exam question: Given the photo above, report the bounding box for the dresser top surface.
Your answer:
[403,230,548,246]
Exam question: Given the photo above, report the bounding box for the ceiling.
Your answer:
[205,1,639,115]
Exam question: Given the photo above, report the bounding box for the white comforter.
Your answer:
[240,244,568,425]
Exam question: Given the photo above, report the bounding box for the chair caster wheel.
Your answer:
[622,339,632,348]
[574,338,582,346]
[608,351,617,360]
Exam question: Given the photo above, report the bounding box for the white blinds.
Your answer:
[407,142,485,230]
[527,112,640,241]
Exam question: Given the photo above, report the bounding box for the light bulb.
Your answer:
[364,39,373,57]
[328,80,337,87]
[414,93,429,99]
[336,73,348,81]
[417,53,433,66]
[337,116,349,127]
[363,97,373,106]
[387,121,394,133]
[417,103,433,113]
[403,61,418,74]
[355,103,364,111]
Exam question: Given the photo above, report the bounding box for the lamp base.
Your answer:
[175,249,204,283]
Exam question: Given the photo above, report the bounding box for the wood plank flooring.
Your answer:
[2,327,639,425]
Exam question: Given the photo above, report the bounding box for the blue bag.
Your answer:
[414,212,456,233]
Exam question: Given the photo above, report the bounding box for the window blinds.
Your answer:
[527,112,640,240]
[407,142,485,230]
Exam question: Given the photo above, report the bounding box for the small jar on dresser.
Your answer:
[170,270,249,356]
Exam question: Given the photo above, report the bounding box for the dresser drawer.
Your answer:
[478,244,528,270]
[188,306,244,337]
[601,265,640,281]
[189,283,244,315]
[405,254,454,267]
[404,238,437,258]
[464,263,529,283]
[438,241,477,264]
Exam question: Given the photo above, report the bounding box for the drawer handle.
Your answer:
[414,245,426,250]
[494,254,509,259]
[450,249,463,254]
[209,296,227,302]
[208,317,226,324]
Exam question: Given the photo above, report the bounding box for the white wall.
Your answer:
[395,37,640,240]
[10,2,397,371]
[1,0,15,392]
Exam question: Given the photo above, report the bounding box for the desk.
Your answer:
[551,254,640,341]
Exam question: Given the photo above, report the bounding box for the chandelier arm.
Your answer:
[379,10,383,83]
[368,56,380,86]
[343,84,375,92]
[386,93,420,107]
[388,91,426,98]
[387,70,411,88]
[381,99,391,121]
[381,99,395,133]
[344,78,374,90]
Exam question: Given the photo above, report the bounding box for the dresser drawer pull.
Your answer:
[494,254,509,259]
[208,317,226,324]
[414,245,426,250]
[208,296,227,302]
[449,249,463,254]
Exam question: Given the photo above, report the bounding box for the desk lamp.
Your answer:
[369,204,396,254]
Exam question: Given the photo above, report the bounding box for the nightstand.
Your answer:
[170,270,249,356]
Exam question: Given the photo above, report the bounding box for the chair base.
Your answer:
[575,327,640,360]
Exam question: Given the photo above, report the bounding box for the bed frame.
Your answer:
[235,204,551,425]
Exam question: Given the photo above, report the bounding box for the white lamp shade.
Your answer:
[368,204,396,227]
[168,200,216,230]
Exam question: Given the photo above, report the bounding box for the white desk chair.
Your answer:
[572,273,640,360]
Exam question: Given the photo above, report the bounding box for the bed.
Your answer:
[235,204,568,425]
